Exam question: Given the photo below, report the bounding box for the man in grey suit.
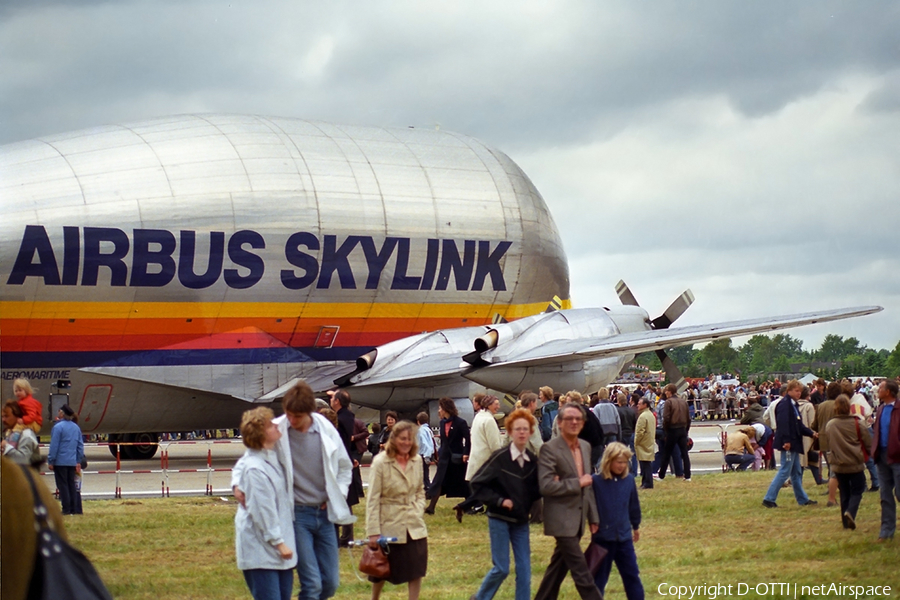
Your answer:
[534,403,602,600]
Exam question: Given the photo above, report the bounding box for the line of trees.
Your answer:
[635,334,900,381]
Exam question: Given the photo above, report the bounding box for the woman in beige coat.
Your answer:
[366,420,428,600]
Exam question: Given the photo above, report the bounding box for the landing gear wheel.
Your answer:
[124,432,159,460]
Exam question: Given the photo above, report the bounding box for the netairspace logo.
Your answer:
[656,582,892,599]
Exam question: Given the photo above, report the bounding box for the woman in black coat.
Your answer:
[425,397,471,514]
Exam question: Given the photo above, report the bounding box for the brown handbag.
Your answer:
[359,544,391,579]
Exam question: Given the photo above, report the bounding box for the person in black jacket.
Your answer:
[565,391,604,471]
[616,393,638,475]
[329,389,363,547]
[425,397,470,514]
[468,409,541,600]
[762,380,819,508]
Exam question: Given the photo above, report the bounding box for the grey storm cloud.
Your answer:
[861,71,900,113]
[3,1,899,145]
[1,0,898,350]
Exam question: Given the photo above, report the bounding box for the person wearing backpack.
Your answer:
[615,393,638,475]
[592,389,622,466]
[539,386,558,443]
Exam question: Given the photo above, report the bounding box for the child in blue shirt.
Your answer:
[591,442,644,600]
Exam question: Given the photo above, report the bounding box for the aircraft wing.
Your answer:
[80,305,882,403]
[476,306,883,369]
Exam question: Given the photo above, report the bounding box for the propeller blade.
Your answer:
[656,349,688,393]
[615,280,640,307]
[651,289,695,330]
[492,313,508,324]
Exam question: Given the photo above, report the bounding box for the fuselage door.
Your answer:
[77,384,112,432]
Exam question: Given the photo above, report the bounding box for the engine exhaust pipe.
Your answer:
[473,329,499,353]
[356,349,377,371]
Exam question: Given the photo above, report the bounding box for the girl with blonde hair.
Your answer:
[12,378,42,433]
[590,442,644,600]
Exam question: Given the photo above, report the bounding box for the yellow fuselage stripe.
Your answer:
[1,299,572,320]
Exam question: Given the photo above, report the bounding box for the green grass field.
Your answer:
[65,471,896,599]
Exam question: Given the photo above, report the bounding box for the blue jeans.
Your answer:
[725,453,754,471]
[294,505,340,600]
[866,426,879,489]
[593,539,644,600]
[622,433,637,475]
[243,569,294,600]
[474,518,531,600]
[764,451,810,505]
[652,436,684,477]
[876,454,900,539]
[865,456,880,488]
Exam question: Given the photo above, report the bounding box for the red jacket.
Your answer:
[871,399,900,464]
[18,395,43,428]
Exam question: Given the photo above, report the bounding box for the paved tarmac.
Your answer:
[37,422,743,500]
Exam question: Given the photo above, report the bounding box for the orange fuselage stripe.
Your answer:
[0,299,571,352]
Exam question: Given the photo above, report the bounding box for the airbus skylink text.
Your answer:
[657,582,892,599]
[7,226,513,292]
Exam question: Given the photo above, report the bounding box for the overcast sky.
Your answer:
[2,1,898,353]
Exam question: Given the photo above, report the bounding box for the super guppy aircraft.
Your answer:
[0,114,880,458]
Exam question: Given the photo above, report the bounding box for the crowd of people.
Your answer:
[227,383,650,600]
[756,377,899,543]
[4,372,898,600]
[225,375,898,600]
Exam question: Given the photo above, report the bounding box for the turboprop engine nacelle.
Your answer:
[337,305,654,399]
[459,306,650,392]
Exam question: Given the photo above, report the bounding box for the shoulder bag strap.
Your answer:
[17,463,52,530]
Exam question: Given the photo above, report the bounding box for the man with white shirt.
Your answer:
[533,403,601,600]
[417,411,436,490]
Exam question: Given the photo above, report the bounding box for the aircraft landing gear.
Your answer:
[107,432,159,460]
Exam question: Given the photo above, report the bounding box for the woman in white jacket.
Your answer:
[466,395,503,482]
[234,407,297,600]
[453,395,503,518]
